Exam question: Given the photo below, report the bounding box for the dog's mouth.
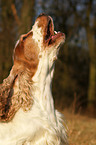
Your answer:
[44,18,65,45]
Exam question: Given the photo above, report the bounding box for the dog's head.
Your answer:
[14,13,65,75]
[0,14,65,122]
[33,13,65,49]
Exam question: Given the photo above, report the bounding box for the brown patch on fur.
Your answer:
[14,31,39,76]
[0,30,39,122]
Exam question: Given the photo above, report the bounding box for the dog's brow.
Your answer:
[22,31,33,41]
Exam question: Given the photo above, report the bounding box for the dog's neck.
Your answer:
[32,51,57,123]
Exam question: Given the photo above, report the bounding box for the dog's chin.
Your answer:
[42,15,65,47]
[45,30,65,48]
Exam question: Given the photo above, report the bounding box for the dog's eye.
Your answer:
[23,36,27,41]
[20,35,27,42]
[21,31,33,42]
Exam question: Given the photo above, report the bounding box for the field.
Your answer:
[63,110,96,145]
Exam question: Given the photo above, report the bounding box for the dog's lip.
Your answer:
[45,17,65,44]
[45,19,54,40]
[45,30,65,45]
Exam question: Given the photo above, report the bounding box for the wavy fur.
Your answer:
[0,14,68,145]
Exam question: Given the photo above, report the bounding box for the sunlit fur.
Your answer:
[0,14,68,145]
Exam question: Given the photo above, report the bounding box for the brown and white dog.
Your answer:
[0,14,67,145]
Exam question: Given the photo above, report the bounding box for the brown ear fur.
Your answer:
[0,53,33,122]
[0,30,39,122]
[0,66,20,122]
[0,31,39,122]
[0,67,33,122]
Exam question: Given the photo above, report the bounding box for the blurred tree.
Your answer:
[0,0,15,82]
[86,0,96,109]
[10,0,35,36]
[66,0,96,110]
[0,0,35,83]
[18,0,35,35]
[38,0,96,111]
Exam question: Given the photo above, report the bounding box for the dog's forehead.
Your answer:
[32,21,44,47]
[35,15,49,28]
[31,15,51,49]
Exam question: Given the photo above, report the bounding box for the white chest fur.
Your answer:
[0,51,67,145]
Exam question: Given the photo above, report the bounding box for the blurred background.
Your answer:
[0,0,96,116]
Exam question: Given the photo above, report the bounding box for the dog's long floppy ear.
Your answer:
[0,35,24,122]
[0,30,38,122]
[0,63,23,122]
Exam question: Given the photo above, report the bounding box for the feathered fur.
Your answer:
[0,13,68,145]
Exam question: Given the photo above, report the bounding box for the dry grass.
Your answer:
[62,110,96,145]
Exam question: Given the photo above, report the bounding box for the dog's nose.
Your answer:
[38,13,48,18]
